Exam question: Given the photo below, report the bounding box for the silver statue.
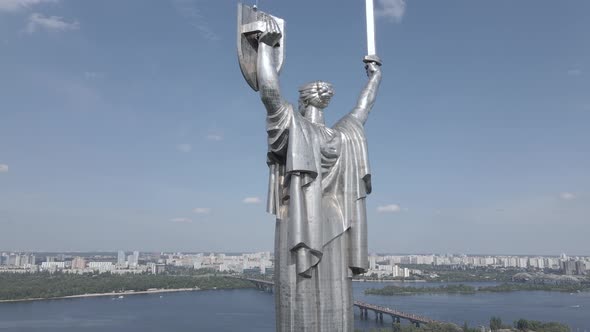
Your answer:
[238,3,382,331]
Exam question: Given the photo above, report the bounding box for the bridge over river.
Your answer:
[237,277,452,327]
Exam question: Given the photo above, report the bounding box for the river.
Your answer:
[0,282,587,331]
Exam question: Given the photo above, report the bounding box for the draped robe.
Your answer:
[266,102,371,332]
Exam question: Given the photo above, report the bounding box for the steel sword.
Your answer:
[366,0,375,55]
[364,0,381,65]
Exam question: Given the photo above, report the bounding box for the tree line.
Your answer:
[0,272,253,301]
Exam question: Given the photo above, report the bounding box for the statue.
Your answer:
[237,3,382,331]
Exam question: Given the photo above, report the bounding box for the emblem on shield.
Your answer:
[237,3,286,91]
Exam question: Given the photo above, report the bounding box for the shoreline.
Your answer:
[353,279,427,283]
[0,287,205,304]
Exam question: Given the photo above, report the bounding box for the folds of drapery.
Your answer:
[266,103,371,277]
[332,115,371,274]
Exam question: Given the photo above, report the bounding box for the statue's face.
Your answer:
[310,94,332,109]
[299,81,334,110]
[311,85,334,109]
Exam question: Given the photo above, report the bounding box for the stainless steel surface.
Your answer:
[237,3,285,91]
[365,0,376,56]
[237,5,382,331]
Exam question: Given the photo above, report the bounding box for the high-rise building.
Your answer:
[369,255,377,270]
[88,262,114,273]
[562,261,576,275]
[147,262,156,274]
[517,257,529,268]
[403,267,410,278]
[132,251,139,267]
[117,250,126,266]
[71,257,87,269]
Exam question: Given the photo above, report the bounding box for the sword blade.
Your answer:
[365,0,376,55]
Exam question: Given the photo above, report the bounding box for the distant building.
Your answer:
[71,257,86,269]
[147,262,156,274]
[117,250,126,266]
[88,262,114,273]
[517,257,529,268]
[125,252,140,267]
[41,261,65,271]
[193,260,202,269]
[147,263,165,275]
[369,255,377,270]
[561,261,577,275]
[403,267,410,278]
[133,251,139,264]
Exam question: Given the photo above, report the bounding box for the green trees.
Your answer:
[365,284,476,296]
[490,316,503,330]
[479,283,588,293]
[365,283,589,296]
[515,319,529,330]
[514,319,569,332]
[462,322,469,332]
[354,322,462,332]
[0,273,254,301]
[461,322,479,332]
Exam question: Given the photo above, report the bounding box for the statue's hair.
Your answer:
[298,81,334,114]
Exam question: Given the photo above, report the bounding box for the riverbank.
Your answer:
[366,284,476,295]
[365,282,590,296]
[0,287,207,303]
[0,273,254,302]
[353,279,426,283]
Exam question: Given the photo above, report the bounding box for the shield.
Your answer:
[237,3,285,92]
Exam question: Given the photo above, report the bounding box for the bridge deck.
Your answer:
[237,277,448,325]
[353,300,441,324]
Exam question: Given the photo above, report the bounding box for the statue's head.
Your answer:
[298,81,334,112]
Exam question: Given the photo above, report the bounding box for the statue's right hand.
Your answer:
[258,14,282,47]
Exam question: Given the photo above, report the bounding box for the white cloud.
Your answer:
[560,192,576,200]
[243,197,261,204]
[26,13,79,34]
[0,164,8,172]
[169,217,193,223]
[176,143,192,152]
[206,134,223,141]
[376,0,406,23]
[0,0,56,12]
[84,71,104,80]
[192,207,210,214]
[567,68,582,76]
[173,0,219,41]
[377,204,402,213]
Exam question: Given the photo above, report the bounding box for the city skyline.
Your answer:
[1,248,590,258]
[2,250,588,283]
[1,0,589,254]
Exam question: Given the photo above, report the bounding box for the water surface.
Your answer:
[0,282,588,331]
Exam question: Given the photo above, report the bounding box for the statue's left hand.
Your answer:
[365,62,381,78]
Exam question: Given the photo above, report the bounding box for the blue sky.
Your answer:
[0,0,588,255]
